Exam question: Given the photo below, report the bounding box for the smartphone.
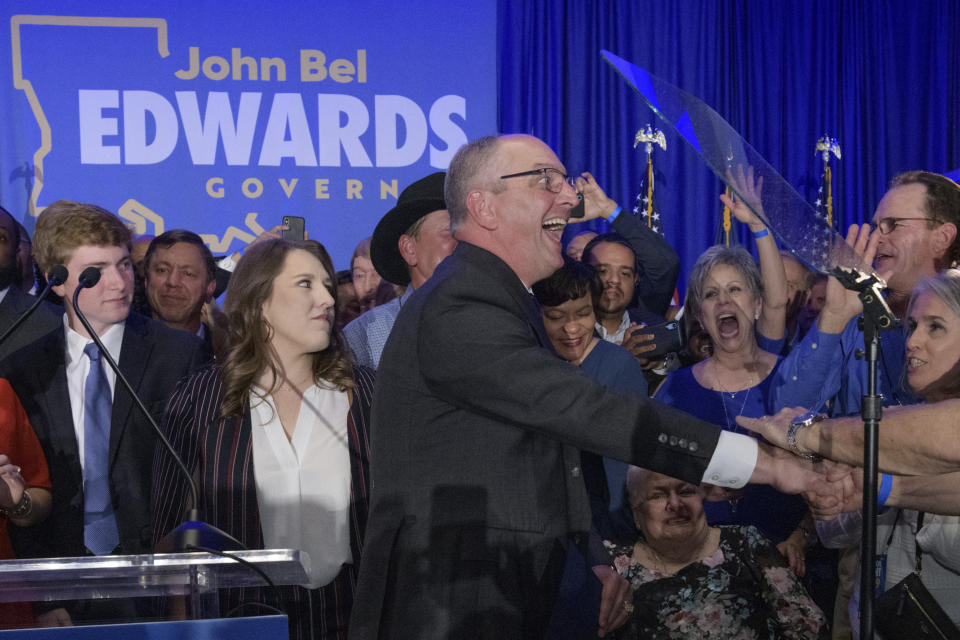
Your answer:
[281,215,305,241]
[632,320,683,359]
[569,193,585,218]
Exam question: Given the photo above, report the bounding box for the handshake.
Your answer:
[731,408,883,522]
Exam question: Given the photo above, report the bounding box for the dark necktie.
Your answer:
[83,342,119,555]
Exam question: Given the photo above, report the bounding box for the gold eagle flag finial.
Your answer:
[633,125,666,230]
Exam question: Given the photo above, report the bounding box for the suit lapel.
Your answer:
[34,331,83,488]
[110,314,152,463]
[461,243,556,355]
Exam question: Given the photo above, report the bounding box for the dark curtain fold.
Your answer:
[498,0,960,295]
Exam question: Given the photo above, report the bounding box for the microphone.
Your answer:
[72,269,243,553]
[77,265,100,289]
[0,264,69,348]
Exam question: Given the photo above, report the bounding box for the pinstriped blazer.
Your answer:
[152,364,375,640]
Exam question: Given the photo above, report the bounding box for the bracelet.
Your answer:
[752,228,770,239]
[877,473,893,510]
[607,205,623,222]
[0,489,32,519]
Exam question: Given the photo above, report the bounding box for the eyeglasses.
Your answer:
[499,168,576,193]
[869,217,943,235]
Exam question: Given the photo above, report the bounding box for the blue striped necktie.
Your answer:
[83,342,119,555]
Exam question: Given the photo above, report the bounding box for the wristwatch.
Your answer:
[787,411,825,462]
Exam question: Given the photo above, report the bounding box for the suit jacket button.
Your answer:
[658,433,668,444]
[571,466,581,478]
[669,436,678,446]
[678,438,687,448]
[689,442,698,452]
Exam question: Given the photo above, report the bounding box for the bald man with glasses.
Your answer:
[350,135,833,639]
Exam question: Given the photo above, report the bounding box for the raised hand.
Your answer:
[719,165,765,231]
[819,223,881,333]
[573,172,619,221]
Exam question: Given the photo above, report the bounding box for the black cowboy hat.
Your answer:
[371,171,446,285]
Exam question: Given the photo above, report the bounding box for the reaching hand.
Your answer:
[819,223,881,333]
[592,564,633,637]
[804,460,862,520]
[757,443,832,495]
[736,407,809,452]
[719,165,765,231]
[574,172,619,221]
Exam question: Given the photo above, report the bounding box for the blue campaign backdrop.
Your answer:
[499,0,960,295]
[1,1,958,283]
[0,0,497,269]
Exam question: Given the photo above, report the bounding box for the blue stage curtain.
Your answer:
[498,0,960,295]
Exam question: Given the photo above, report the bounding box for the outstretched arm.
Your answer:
[719,165,787,343]
[739,402,960,475]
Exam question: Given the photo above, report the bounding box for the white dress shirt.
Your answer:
[64,316,125,471]
[249,383,352,589]
[595,310,632,345]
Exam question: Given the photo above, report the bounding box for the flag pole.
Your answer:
[633,124,666,230]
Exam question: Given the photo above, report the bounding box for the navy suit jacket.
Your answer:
[0,311,206,560]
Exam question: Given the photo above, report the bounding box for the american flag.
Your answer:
[812,168,836,229]
[813,135,841,230]
[631,157,663,235]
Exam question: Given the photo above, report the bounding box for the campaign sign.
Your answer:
[0,1,497,267]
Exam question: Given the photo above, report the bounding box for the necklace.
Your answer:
[639,529,716,575]
[708,359,755,430]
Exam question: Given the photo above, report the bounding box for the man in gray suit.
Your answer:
[350,135,827,639]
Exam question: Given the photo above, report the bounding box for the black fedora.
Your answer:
[371,171,446,285]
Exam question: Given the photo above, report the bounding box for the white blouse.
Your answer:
[249,384,352,589]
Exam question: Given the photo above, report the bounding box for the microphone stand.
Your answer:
[832,266,899,640]
[72,268,243,553]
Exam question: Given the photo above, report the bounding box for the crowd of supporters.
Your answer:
[1,136,959,639]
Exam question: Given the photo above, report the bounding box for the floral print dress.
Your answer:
[605,525,828,639]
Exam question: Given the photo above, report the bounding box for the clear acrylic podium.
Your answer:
[0,548,310,619]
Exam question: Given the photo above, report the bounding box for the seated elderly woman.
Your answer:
[606,466,827,639]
